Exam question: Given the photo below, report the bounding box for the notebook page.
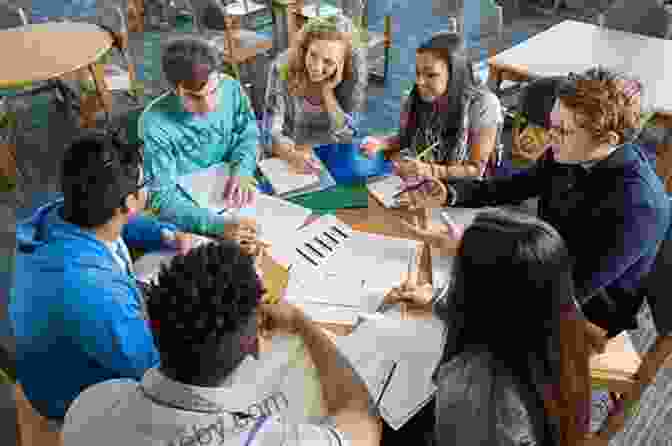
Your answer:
[280,157,338,199]
[258,157,321,196]
[334,312,447,429]
[177,163,233,211]
[286,215,420,307]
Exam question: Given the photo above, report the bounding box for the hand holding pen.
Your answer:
[392,141,439,179]
[394,177,450,210]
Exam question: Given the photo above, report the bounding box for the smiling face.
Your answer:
[415,51,450,103]
[304,39,346,84]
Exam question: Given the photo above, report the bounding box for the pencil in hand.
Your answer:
[402,247,418,320]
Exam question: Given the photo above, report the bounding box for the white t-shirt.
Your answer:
[62,368,349,446]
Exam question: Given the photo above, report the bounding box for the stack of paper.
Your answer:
[281,215,421,320]
[333,310,447,430]
[270,157,338,200]
[367,175,404,209]
[177,163,314,261]
[258,157,322,197]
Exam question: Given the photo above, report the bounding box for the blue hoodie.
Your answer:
[10,199,176,420]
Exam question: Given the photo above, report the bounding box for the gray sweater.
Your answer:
[262,39,368,155]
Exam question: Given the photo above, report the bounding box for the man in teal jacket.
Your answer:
[10,132,192,426]
[140,37,262,242]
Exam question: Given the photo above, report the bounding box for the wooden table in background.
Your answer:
[488,20,672,125]
[0,22,114,128]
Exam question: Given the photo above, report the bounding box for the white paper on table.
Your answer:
[334,312,447,430]
[279,157,337,199]
[133,235,213,284]
[366,175,404,209]
[177,163,313,263]
[258,157,321,197]
[284,215,420,307]
[177,162,233,211]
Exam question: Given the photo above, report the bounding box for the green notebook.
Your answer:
[286,183,370,215]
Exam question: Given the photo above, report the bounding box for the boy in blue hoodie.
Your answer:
[140,37,262,243]
[10,131,193,427]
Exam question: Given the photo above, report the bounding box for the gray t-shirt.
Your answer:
[62,375,351,446]
[398,87,503,172]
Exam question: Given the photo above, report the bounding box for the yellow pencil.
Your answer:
[402,247,417,320]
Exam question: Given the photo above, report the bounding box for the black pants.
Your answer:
[380,396,436,446]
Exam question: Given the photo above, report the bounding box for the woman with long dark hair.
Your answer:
[383,209,592,445]
[361,31,503,179]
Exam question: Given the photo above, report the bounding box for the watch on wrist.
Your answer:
[445,183,458,206]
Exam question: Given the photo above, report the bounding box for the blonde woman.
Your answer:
[263,14,367,174]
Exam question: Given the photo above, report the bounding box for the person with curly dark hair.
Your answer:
[62,240,381,446]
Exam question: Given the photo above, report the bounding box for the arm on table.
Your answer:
[122,215,177,252]
[445,149,547,207]
[142,128,236,237]
[295,311,381,446]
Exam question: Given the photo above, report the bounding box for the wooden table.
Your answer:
[488,19,672,126]
[0,22,114,126]
[326,194,642,394]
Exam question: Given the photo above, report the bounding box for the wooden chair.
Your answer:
[584,214,672,443]
[285,0,393,83]
[63,1,141,128]
[183,0,273,79]
[0,0,76,192]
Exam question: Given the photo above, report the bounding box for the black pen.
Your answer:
[392,178,431,199]
[374,361,398,410]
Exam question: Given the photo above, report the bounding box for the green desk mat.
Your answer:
[284,183,369,214]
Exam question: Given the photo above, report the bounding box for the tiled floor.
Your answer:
[1,2,671,445]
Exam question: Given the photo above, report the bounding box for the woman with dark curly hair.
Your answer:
[263,14,368,175]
